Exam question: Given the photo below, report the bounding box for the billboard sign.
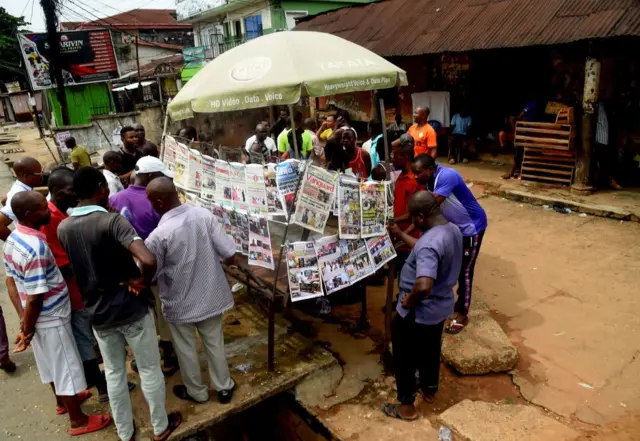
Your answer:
[18,29,120,91]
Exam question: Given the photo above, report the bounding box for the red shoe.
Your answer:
[56,390,92,415]
[68,414,112,436]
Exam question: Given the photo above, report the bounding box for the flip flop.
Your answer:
[96,382,137,403]
[445,317,468,335]
[153,412,182,441]
[57,390,92,415]
[380,403,419,421]
[68,414,112,436]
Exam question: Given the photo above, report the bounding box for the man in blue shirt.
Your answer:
[412,154,488,334]
[382,191,462,421]
[449,110,472,164]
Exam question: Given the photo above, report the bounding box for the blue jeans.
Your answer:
[71,309,96,362]
[93,311,168,441]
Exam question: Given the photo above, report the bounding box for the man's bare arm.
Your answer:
[5,277,24,320]
[401,276,435,308]
[0,213,12,242]
[129,240,157,285]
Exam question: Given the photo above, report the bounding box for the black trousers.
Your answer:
[455,230,485,315]
[392,314,445,404]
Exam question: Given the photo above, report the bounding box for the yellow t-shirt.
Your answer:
[319,128,333,142]
[70,146,91,167]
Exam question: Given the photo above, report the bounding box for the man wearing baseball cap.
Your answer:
[109,156,180,377]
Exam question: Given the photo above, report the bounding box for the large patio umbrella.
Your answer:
[166,31,407,120]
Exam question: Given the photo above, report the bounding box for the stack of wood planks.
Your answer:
[0,133,19,145]
[515,120,575,186]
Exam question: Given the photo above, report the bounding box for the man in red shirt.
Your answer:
[390,135,420,275]
[342,130,371,180]
[39,168,114,406]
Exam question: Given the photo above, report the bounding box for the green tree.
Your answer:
[0,7,28,87]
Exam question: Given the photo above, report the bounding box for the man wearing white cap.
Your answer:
[108,156,180,377]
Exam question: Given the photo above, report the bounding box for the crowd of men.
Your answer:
[0,106,490,431]
[0,124,237,440]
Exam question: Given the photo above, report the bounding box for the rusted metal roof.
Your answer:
[294,0,640,56]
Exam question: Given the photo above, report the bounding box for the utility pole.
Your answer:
[40,0,70,125]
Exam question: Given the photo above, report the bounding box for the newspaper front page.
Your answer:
[187,149,202,194]
[337,176,361,239]
[366,232,397,270]
[339,238,375,284]
[245,164,268,215]
[173,140,189,189]
[265,163,285,217]
[214,160,232,207]
[163,135,177,173]
[275,159,300,218]
[201,155,216,200]
[229,162,248,211]
[360,180,387,238]
[292,165,337,234]
[248,214,274,270]
[286,241,323,302]
[314,235,350,295]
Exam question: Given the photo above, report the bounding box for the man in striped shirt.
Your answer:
[145,177,237,404]
[3,191,111,436]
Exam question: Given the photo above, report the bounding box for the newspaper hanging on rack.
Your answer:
[187,149,202,194]
[366,232,397,270]
[173,140,190,189]
[201,155,216,200]
[214,160,232,207]
[265,163,285,217]
[360,180,386,238]
[245,164,268,215]
[212,203,233,237]
[339,238,375,284]
[292,165,337,234]
[337,175,361,239]
[225,207,249,255]
[314,235,350,295]
[275,159,300,218]
[248,214,274,270]
[385,180,395,223]
[163,135,178,173]
[229,162,248,211]
[286,241,323,302]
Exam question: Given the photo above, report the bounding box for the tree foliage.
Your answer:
[0,7,29,85]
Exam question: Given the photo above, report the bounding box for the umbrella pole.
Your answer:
[160,113,169,161]
[288,104,300,159]
[379,98,391,179]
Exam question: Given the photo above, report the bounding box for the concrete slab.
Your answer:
[322,404,438,441]
[442,297,518,375]
[438,399,579,441]
[127,300,338,440]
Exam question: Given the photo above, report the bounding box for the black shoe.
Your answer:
[173,384,205,403]
[217,381,236,404]
[0,359,16,374]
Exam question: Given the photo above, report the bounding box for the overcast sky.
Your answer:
[1,0,177,32]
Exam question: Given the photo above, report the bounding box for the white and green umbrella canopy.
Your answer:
[167,31,407,120]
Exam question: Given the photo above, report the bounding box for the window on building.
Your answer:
[244,15,263,40]
[285,11,308,30]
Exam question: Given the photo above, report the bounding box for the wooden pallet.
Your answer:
[516,121,575,186]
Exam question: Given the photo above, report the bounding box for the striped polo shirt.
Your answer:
[3,224,71,328]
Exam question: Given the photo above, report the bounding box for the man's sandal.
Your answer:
[68,414,112,436]
[153,412,182,441]
[381,403,419,421]
[57,390,92,415]
[445,317,468,335]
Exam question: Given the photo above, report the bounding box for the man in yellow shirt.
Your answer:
[66,137,91,170]
[316,115,335,142]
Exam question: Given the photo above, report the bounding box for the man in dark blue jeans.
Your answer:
[383,191,462,421]
[412,154,488,334]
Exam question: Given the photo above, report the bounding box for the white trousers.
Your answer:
[168,314,234,403]
[93,311,168,441]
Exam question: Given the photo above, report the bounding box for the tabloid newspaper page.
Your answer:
[275,159,300,218]
[187,149,202,194]
[229,162,248,211]
[245,164,269,215]
[214,160,232,207]
[314,235,350,295]
[360,180,387,238]
[248,214,274,270]
[366,232,397,270]
[286,241,323,302]
[339,238,375,284]
[265,163,285,217]
[173,140,189,189]
[292,165,338,234]
[337,175,361,239]
[201,155,216,200]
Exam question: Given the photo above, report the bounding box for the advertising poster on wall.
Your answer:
[19,29,120,91]
[360,181,386,238]
[248,215,274,270]
[201,155,216,200]
[229,162,248,211]
[245,164,268,215]
[286,241,323,302]
[337,176,361,239]
[292,165,337,234]
[314,235,350,295]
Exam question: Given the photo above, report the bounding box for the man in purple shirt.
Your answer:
[383,191,462,421]
[109,156,172,240]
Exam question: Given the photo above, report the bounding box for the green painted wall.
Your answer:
[269,0,371,32]
[48,82,115,126]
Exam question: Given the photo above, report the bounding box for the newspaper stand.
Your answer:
[162,31,407,371]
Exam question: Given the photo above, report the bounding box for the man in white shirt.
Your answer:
[244,123,277,163]
[102,151,124,197]
[0,157,44,242]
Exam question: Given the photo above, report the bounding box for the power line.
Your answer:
[29,0,36,23]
